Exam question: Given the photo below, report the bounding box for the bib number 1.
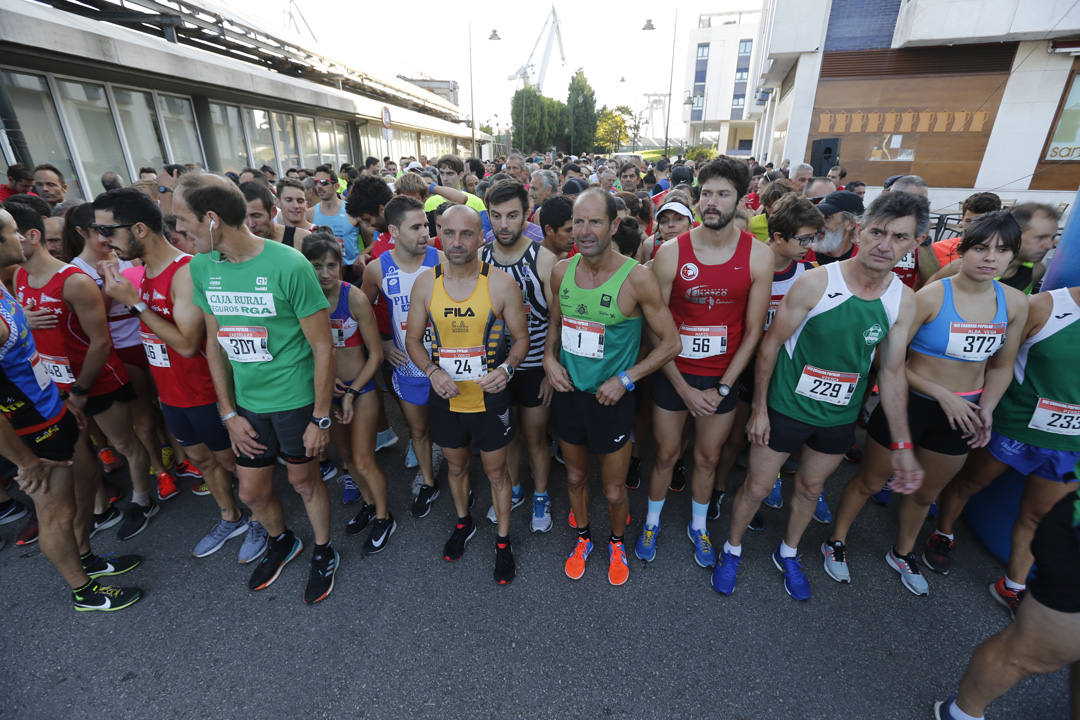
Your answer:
[562,317,605,359]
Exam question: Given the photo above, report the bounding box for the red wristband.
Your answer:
[890,441,914,451]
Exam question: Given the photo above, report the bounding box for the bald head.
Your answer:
[439,204,483,265]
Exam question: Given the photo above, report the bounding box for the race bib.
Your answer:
[37,353,76,385]
[766,297,781,331]
[438,346,485,381]
[945,322,1006,361]
[562,317,605,359]
[399,321,433,354]
[794,365,860,406]
[330,319,347,348]
[30,353,56,390]
[894,250,916,270]
[217,326,273,363]
[1028,398,1080,436]
[141,332,171,368]
[679,324,727,359]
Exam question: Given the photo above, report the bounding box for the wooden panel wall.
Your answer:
[1031,57,1080,191]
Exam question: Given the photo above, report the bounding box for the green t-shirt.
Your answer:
[423,192,487,214]
[191,240,330,413]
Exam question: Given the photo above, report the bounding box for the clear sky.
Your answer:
[227,0,760,141]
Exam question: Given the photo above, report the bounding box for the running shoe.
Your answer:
[160,444,176,471]
[117,500,158,541]
[886,548,929,596]
[82,552,142,579]
[748,510,764,531]
[249,532,303,591]
[442,517,476,561]
[780,456,798,475]
[404,440,418,469]
[73,582,142,612]
[346,502,376,535]
[813,493,833,524]
[238,520,268,564]
[625,456,641,489]
[711,551,741,595]
[486,486,526,524]
[764,476,783,508]
[928,502,939,518]
[191,481,210,496]
[0,499,28,525]
[922,532,955,575]
[90,506,122,538]
[531,494,553,533]
[932,697,959,720]
[772,547,811,601]
[553,442,564,466]
[319,461,338,482]
[494,538,515,585]
[608,540,630,586]
[174,459,202,479]
[707,490,725,521]
[989,577,1024,618]
[156,470,180,501]
[669,459,687,493]
[870,484,893,506]
[16,517,38,545]
[635,522,660,562]
[688,526,717,568]
[374,428,399,452]
[193,514,249,558]
[98,446,124,473]
[564,536,593,580]
[411,484,440,519]
[304,547,339,604]
[821,540,851,583]
[843,444,862,464]
[364,515,396,555]
[341,473,360,505]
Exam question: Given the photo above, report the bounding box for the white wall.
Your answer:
[894,0,1080,47]
[782,52,823,163]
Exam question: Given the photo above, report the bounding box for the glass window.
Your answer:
[334,121,351,166]
[157,94,202,166]
[273,112,299,169]
[738,39,752,55]
[113,88,166,173]
[697,43,710,59]
[208,102,246,172]
[0,70,81,198]
[296,116,318,167]
[243,108,276,171]
[735,70,748,82]
[732,95,745,108]
[55,79,127,187]
[316,117,335,164]
[692,96,704,110]
[1046,74,1080,160]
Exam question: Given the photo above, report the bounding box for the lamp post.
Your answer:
[469,26,500,158]
[643,11,679,158]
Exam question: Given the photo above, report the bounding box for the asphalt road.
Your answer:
[1,411,1070,720]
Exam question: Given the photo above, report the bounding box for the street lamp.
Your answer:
[469,23,500,158]
[643,10,678,158]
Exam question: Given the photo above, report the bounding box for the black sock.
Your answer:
[73,579,93,595]
[610,533,624,545]
[458,514,473,527]
[273,529,292,544]
[79,551,94,562]
[496,535,510,549]
[314,541,331,552]
[577,524,591,541]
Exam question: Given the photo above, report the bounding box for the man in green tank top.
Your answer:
[544,189,680,587]
[712,191,926,601]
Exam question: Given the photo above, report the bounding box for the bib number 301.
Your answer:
[1028,398,1080,436]
[217,326,273,363]
[795,365,859,406]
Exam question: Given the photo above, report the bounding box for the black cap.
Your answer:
[817,190,864,216]
[883,174,903,189]
[561,177,589,195]
[670,166,694,185]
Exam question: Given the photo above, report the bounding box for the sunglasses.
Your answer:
[157,185,172,194]
[314,179,333,186]
[792,232,824,247]
[91,223,135,237]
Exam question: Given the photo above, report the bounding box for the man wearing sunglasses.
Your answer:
[813,190,864,265]
[305,165,361,278]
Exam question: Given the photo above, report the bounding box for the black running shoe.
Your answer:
[669,459,687,492]
[708,490,725,521]
[345,503,375,535]
[73,581,142,612]
[748,509,765,531]
[922,532,955,575]
[303,547,339,604]
[82,553,142,579]
[625,456,641,490]
[364,516,396,555]
[116,499,159,541]
[411,484,440,519]
[0,498,28,525]
[248,532,303,591]
[443,516,476,561]
[494,538,515,585]
[90,505,122,538]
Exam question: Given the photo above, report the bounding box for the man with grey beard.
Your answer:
[813,190,864,264]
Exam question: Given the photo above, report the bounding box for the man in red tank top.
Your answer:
[638,158,773,568]
[95,189,267,563]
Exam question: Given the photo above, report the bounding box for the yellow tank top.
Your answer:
[428,262,508,412]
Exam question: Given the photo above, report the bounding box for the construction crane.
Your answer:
[507,5,565,95]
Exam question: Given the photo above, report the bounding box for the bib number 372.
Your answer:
[217,326,273,363]
[945,322,1005,361]
[795,365,859,406]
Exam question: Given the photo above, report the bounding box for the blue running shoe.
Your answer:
[813,493,832,524]
[871,484,893,506]
[928,501,939,519]
[319,461,338,482]
[342,473,360,505]
[404,440,418,469]
[531,494,552,533]
[687,526,717,567]
[635,522,660,562]
[764,476,783,509]
[711,551,740,595]
[772,546,811,600]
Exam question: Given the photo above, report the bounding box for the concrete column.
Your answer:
[782,51,824,163]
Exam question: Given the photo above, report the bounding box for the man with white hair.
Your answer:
[813,190,864,264]
[791,163,814,194]
[529,170,559,224]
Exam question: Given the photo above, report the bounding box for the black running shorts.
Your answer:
[652,370,738,414]
[766,406,854,456]
[867,390,977,456]
[551,388,635,455]
[235,404,314,467]
[1028,491,1080,613]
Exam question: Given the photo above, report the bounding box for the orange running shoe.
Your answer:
[564,536,593,580]
[156,471,180,501]
[608,540,630,586]
[98,447,123,473]
[174,459,202,480]
[568,509,630,529]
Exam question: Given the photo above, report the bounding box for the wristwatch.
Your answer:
[129,301,149,316]
[715,382,731,397]
[499,362,515,380]
[311,415,332,430]
[69,383,88,396]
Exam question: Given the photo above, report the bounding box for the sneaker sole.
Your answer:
[192,521,250,558]
[191,486,211,496]
[531,516,553,533]
[321,468,339,482]
[886,552,929,596]
[443,525,477,562]
[812,511,832,524]
[608,564,629,586]
[364,520,397,555]
[238,537,268,564]
[820,543,852,584]
[304,551,339,604]
[74,590,142,612]
[763,498,783,509]
[251,539,304,591]
[85,558,142,578]
[921,551,951,575]
[486,497,526,524]
[374,435,399,452]
[0,506,28,526]
[157,488,180,501]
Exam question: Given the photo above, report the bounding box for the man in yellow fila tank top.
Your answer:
[405,205,528,584]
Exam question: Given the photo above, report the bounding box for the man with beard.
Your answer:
[813,190,864,264]
[637,159,772,568]
[241,182,310,249]
[479,180,558,533]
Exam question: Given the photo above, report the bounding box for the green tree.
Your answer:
[566,69,596,155]
[510,86,568,151]
[594,106,629,154]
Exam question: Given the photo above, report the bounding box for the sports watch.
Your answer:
[715,382,731,397]
[312,415,332,430]
[498,362,515,380]
[129,301,149,316]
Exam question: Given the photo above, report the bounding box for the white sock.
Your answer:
[131,490,150,507]
[779,541,798,558]
[934,530,955,541]
[947,698,983,720]
[1003,576,1026,591]
[690,500,708,531]
[723,541,741,557]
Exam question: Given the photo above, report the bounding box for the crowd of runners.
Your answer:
[0,151,1077,718]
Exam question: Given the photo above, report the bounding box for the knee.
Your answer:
[286,470,316,500]
[409,425,429,442]
[793,476,822,503]
[652,442,680,470]
[566,470,587,489]
[693,445,721,472]
[238,479,270,507]
[603,482,626,506]
[488,470,508,491]
[853,471,885,497]
[742,477,773,504]
[445,459,469,479]
[39,502,75,530]
[111,433,143,459]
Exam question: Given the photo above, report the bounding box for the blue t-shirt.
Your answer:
[0,287,65,433]
[313,201,361,265]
